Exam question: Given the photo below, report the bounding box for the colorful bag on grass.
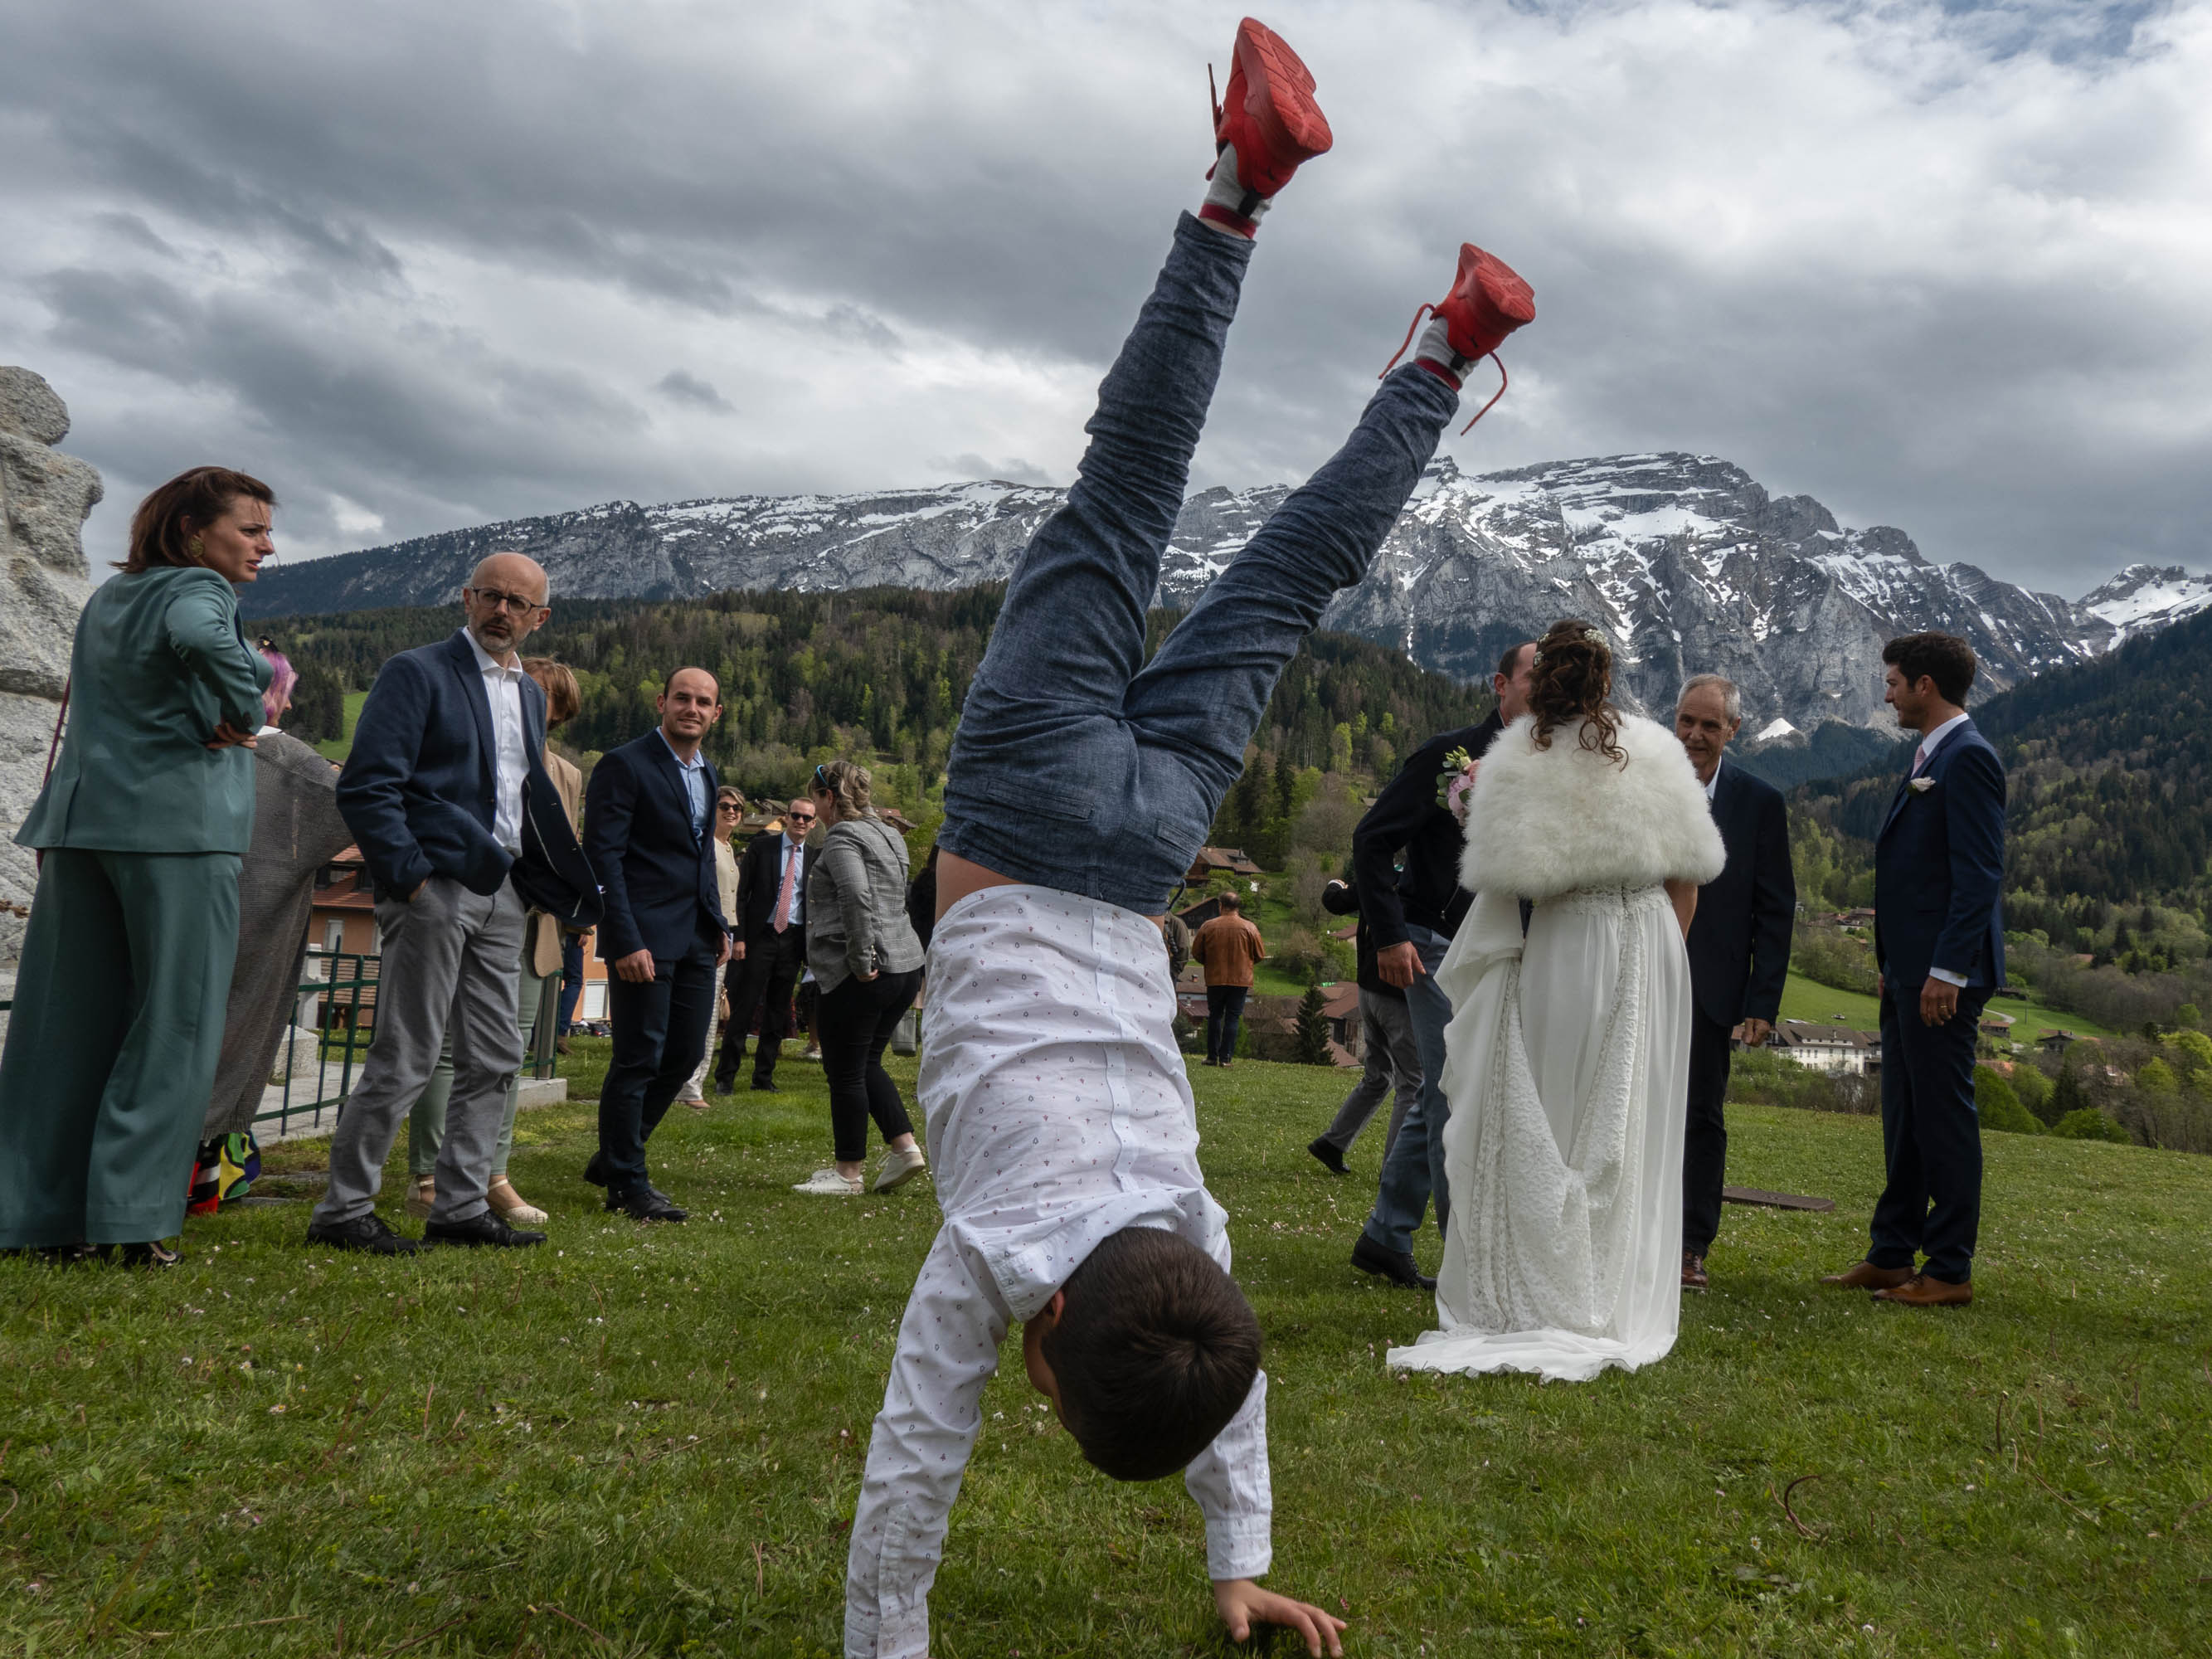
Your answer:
[186,1131,262,1214]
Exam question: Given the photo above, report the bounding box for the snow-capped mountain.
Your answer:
[241,454,2208,736]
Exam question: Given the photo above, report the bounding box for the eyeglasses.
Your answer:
[716,801,742,814]
[465,586,543,614]
[787,810,816,823]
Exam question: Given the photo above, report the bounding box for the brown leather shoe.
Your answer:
[1872,1272,1972,1307]
[1681,1251,1709,1292]
[1820,1260,1915,1290]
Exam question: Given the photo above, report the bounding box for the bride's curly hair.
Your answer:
[1527,618,1627,767]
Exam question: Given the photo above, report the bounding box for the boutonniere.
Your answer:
[1437,747,1478,826]
[1908,777,1937,794]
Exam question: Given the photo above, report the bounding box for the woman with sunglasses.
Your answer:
[675,786,747,1108]
[794,761,926,1194]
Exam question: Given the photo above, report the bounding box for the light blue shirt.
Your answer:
[655,730,709,840]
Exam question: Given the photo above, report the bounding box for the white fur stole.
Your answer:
[1457,713,1726,900]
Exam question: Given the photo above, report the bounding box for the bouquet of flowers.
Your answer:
[1436,746,1479,826]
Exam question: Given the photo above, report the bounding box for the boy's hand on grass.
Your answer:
[1213,1579,1346,1657]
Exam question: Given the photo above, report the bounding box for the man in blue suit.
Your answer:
[582,668,733,1222]
[310,552,600,1253]
[1824,632,2005,1307]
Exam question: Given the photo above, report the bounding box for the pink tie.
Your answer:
[1913,745,1928,776]
[771,847,798,933]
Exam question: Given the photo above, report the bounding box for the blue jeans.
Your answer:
[1205,985,1250,1064]
[939,213,1461,914]
[558,932,585,1034]
[1363,922,1455,1256]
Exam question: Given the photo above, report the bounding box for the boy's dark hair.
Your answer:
[1883,631,1977,705]
[1043,1226,1262,1482]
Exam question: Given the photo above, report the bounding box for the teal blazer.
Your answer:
[17,567,273,856]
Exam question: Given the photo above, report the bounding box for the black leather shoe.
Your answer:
[751,1081,780,1094]
[1307,1136,1349,1177]
[305,1213,425,1255]
[582,1151,609,1187]
[424,1210,547,1248]
[1351,1231,1435,1291]
[606,1187,688,1224]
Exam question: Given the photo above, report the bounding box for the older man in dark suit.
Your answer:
[309,552,600,1254]
[1824,632,2005,1307]
[1674,674,1796,1292]
[582,668,733,1222]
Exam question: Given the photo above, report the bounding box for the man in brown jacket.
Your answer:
[1193,891,1266,1068]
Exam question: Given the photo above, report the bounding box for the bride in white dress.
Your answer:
[1390,621,1725,1383]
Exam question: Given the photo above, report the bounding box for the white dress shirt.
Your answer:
[654,729,710,840]
[1910,713,1973,986]
[1703,754,1723,801]
[844,885,1271,1659]
[460,628,527,854]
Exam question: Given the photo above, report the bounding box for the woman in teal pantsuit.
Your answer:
[0,467,277,1262]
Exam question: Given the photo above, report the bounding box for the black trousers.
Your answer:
[1682,1011,1734,1257]
[713,927,803,1087]
[818,969,921,1163]
[1869,982,1990,1283]
[1205,985,1249,1064]
[599,918,721,1197]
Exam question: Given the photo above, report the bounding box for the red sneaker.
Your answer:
[1211,18,1333,201]
[1437,243,1536,360]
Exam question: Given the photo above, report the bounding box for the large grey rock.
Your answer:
[0,368,100,966]
[0,367,70,445]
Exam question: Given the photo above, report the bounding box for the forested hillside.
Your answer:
[1789,604,2212,1031]
[268,585,1495,816]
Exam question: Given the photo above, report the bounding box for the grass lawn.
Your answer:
[1777,971,2115,1041]
[6,1047,2208,1657]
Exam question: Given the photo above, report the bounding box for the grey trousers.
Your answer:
[1315,988,1422,1160]
[312,875,525,1228]
[1362,922,1456,1256]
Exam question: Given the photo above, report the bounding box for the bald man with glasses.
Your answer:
[714,795,817,1093]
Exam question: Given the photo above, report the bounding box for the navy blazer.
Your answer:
[1685,758,1796,1030]
[1874,718,2007,990]
[584,731,731,961]
[338,630,601,929]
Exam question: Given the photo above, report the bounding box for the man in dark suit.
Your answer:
[712,795,816,1093]
[310,552,600,1254]
[1674,674,1796,1292]
[1347,639,1535,1290]
[582,668,733,1222]
[1823,631,2005,1308]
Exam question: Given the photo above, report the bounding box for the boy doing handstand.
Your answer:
[844,18,1534,1657]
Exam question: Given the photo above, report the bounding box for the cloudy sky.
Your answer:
[2,0,2206,596]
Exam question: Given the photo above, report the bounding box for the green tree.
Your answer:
[1293,985,1333,1066]
[2047,1058,2090,1126]
[2052,1107,2132,1144]
[1973,1066,2040,1134]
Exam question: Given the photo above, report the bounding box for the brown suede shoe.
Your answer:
[1820,1260,1915,1290]
[1872,1272,1972,1307]
[1681,1251,1709,1292]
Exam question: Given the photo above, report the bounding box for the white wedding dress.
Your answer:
[1388,713,1725,1384]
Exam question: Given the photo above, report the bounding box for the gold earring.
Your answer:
[188,537,207,562]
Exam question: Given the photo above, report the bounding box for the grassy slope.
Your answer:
[1778,972,2116,1040]
[314,689,370,764]
[5,1048,2207,1657]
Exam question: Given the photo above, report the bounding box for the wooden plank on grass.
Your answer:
[1723,1185,1835,1212]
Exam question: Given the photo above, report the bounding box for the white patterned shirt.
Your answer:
[844,885,1271,1659]
[460,628,527,854]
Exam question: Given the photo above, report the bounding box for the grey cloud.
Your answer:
[2,0,2205,593]
[929,452,1058,486]
[655,370,735,412]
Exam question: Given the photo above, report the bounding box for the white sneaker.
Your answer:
[873,1146,929,1193]
[792,1168,863,1196]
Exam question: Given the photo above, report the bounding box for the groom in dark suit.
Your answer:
[583,668,733,1222]
[1674,674,1795,1292]
[1824,632,2005,1307]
